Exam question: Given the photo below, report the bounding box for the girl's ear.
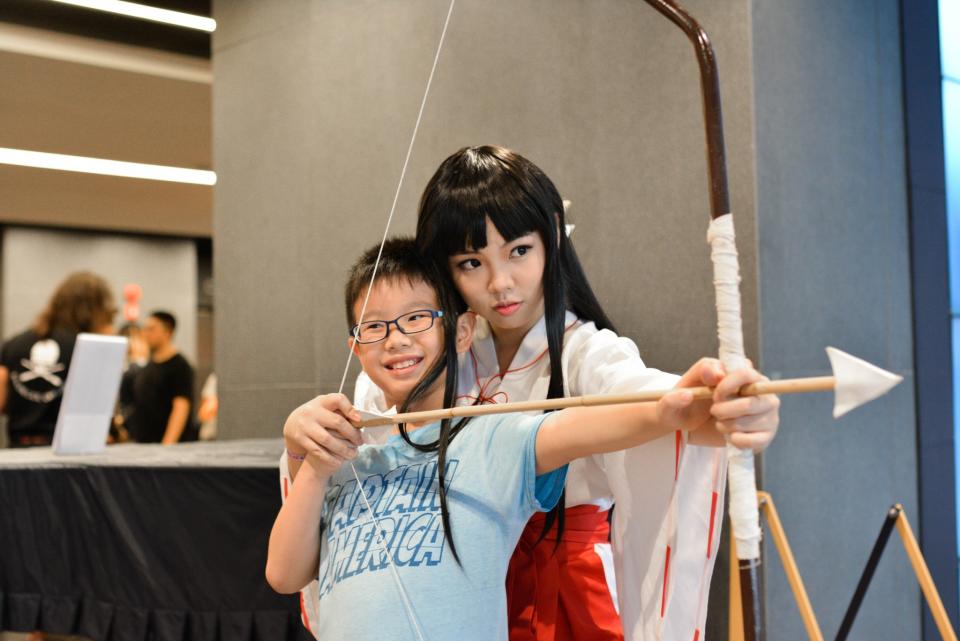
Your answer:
[554,212,562,248]
[455,311,476,354]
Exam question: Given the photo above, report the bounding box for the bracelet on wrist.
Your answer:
[286,449,306,462]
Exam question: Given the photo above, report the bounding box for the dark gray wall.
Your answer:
[902,1,959,637]
[753,1,919,639]
[214,0,920,638]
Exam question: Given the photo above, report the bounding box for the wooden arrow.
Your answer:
[357,347,902,428]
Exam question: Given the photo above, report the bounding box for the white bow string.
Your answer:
[332,2,458,640]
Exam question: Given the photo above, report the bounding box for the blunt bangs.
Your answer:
[418,146,563,263]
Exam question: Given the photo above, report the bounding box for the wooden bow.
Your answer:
[640,1,764,638]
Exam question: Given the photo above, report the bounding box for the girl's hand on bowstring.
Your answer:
[283,393,364,476]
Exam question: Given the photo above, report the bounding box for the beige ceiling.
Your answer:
[0,23,212,237]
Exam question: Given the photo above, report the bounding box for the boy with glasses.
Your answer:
[267,237,775,641]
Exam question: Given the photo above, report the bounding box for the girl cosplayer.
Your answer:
[414,146,776,641]
[269,238,776,641]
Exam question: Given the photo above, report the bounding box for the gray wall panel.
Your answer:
[214,0,312,52]
[753,1,918,639]
[219,386,318,447]
[214,19,321,437]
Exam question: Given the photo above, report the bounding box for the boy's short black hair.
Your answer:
[149,310,177,334]
[344,236,438,327]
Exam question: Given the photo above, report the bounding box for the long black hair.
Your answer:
[415,145,616,540]
[345,237,471,564]
[396,281,472,564]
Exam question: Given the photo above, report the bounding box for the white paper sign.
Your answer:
[52,333,128,455]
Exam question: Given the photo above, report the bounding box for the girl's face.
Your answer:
[448,217,546,339]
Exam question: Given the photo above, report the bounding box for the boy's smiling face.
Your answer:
[349,277,474,411]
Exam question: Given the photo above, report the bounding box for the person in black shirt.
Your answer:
[112,322,150,442]
[0,272,117,447]
[127,311,198,444]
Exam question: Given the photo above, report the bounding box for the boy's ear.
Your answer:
[347,336,360,357]
[455,311,476,354]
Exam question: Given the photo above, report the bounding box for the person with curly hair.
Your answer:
[0,271,117,447]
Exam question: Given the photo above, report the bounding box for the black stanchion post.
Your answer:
[834,505,902,641]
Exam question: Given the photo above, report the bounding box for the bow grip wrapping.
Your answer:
[707,213,762,561]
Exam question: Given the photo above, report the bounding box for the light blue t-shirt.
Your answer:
[314,412,566,641]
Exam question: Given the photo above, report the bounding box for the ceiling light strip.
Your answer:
[47,0,216,33]
[0,24,212,83]
[0,148,216,185]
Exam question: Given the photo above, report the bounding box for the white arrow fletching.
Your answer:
[826,346,903,418]
[357,408,393,422]
[356,407,398,443]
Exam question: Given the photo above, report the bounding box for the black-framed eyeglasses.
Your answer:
[349,309,444,344]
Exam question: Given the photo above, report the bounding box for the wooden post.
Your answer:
[730,492,824,641]
[894,505,959,641]
[730,530,745,641]
[758,492,824,641]
[733,498,958,640]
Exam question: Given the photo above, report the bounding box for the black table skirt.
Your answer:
[0,442,312,641]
